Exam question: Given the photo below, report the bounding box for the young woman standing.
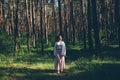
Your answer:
[54,35,66,73]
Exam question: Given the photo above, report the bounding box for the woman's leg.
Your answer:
[54,57,58,70]
[63,56,65,69]
[55,54,61,73]
[60,56,65,71]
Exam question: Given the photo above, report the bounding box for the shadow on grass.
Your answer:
[0,67,68,80]
[0,63,120,80]
[14,47,120,64]
[68,63,120,80]
[66,47,120,61]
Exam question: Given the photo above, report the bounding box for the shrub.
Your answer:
[75,57,102,72]
[0,30,13,53]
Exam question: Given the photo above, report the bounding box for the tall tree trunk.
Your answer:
[1,0,5,30]
[115,0,120,48]
[1,0,4,19]
[99,0,107,45]
[0,2,2,23]
[10,0,14,35]
[80,0,87,49]
[63,0,68,42]
[87,0,93,52]
[58,0,62,35]
[26,0,31,51]
[40,0,44,52]
[44,0,49,45]
[70,0,75,45]
[14,0,19,52]
[51,0,57,37]
[91,0,100,50]
[30,0,36,47]
[67,0,71,43]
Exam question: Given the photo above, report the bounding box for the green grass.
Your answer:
[0,56,120,80]
[0,46,120,80]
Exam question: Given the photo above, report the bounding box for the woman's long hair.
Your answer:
[55,35,63,42]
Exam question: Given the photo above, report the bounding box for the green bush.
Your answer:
[75,57,102,72]
[0,30,13,53]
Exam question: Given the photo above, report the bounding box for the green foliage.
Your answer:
[11,46,54,64]
[0,45,120,80]
[0,54,6,62]
[74,57,102,72]
[19,32,27,45]
[0,30,13,53]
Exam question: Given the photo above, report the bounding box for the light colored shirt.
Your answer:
[54,41,66,56]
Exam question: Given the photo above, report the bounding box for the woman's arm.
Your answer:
[54,42,57,55]
[62,41,66,56]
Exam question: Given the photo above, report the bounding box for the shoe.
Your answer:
[60,69,63,72]
[57,70,60,74]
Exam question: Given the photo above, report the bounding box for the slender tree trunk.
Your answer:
[99,0,107,45]
[8,0,12,35]
[31,0,36,47]
[115,0,120,48]
[67,0,71,43]
[63,0,68,42]
[105,2,109,45]
[91,0,100,50]
[26,0,31,51]
[1,0,4,19]
[14,0,19,52]
[40,0,44,52]
[87,0,93,52]
[1,0,5,30]
[44,0,49,45]
[0,2,3,23]
[58,0,62,35]
[68,1,72,44]
[80,0,87,49]
[70,0,75,45]
[51,0,57,37]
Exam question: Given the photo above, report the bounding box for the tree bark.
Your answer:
[31,0,36,47]
[25,0,31,51]
[0,2,2,23]
[1,0,5,30]
[70,0,75,45]
[1,0,4,19]
[44,0,49,45]
[51,0,57,37]
[87,0,93,52]
[63,0,68,42]
[91,0,100,50]
[80,0,87,49]
[58,0,62,35]
[14,0,19,52]
[115,0,120,48]
[40,0,44,52]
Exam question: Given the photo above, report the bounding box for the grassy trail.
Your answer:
[1,60,120,80]
[0,47,120,80]
[0,59,74,80]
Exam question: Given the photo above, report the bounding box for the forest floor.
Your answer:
[0,60,120,80]
[0,47,120,80]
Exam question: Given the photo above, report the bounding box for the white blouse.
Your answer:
[54,41,66,56]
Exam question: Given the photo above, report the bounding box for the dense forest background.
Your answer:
[0,0,120,80]
[0,0,120,53]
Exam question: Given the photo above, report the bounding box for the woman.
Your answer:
[54,35,66,73]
